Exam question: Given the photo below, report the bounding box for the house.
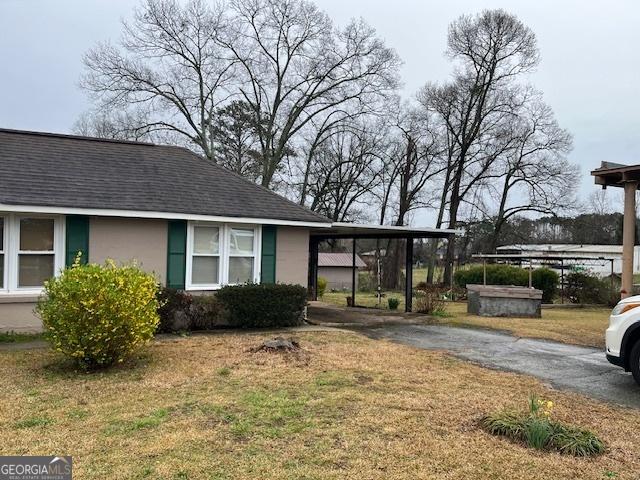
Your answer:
[496,244,640,276]
[317,253,366,291]
[0,128,457,331]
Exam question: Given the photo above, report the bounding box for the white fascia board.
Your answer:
[0,204,332,229]
[330,222,462,235]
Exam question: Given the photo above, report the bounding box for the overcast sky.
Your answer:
[1,0,638,218]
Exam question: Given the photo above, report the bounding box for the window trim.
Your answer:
[186,223,224,290]
[0,213,65,295]
[185,222,261,291]
[0,216,5,291]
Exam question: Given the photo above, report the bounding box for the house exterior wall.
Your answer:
[89,217,168,284]
[0,218,314,332]
[0,297,41,333]
[275,227,309,286]
[318,266,357,291]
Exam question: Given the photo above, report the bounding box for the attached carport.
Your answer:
[591,162,640,298]
[308,223,459,312]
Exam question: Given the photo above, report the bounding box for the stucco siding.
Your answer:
[89,217,168,284]
[275,227,309,286]
[0,299,40,333]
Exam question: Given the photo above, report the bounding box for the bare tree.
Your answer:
[73,109,155,141]
[222,0,401,188]
[587,190,614,216]
[209,100,262,181]
[419,9,540,284]
[305,120,387,222]
[81,0,235,159]
[486,97,575,250]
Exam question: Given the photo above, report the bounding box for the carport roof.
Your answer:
[591,161,640,188]
[310,222,460,239]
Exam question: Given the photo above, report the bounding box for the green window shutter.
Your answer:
[167,220,187,289]
[261,225,277,284]
[65,215,90,266]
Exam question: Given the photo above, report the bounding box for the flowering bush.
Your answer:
[481,394,604,456]
[36,258,160,369]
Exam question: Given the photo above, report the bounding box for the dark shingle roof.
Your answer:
[0,129,329,224]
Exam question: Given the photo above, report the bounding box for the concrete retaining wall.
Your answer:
[467,284,542,318]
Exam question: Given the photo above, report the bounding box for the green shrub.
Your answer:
[156,288,222,332]
[565,271,618,306]
[454,264,529,288]
[388,297,400,310]
[190,295,222,330]
[531,268,559,303]
[216,283,307,328]
[36,260,160,369]
[317,276,328,298]
[157,288,193,332]
[455,265,558,303]
[481,394,605,457]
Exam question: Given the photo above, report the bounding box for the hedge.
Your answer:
[454,265,559,303]
[216,283,308,328]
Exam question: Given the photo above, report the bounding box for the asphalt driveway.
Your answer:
[360,324,640,409]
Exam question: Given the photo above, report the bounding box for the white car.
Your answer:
[606,295,640,384]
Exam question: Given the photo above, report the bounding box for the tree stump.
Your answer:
[250,337,301,353]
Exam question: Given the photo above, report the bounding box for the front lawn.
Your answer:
[434,303,610,349]
[322,292,610,348]
[1,331,638,479]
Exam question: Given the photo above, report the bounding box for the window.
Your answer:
[186,223,260,290]
[0,214,64,294]
[18,218,55,287]
[228,228,256,284]
[191,226,221,287]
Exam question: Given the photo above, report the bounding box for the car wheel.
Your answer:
[630,341,640,386]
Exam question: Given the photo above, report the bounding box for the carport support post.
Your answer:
[309,237,319,301]
[351,238,357,307]
[622,181,637,299]
[405,238,413,313]
[560,258,564,304]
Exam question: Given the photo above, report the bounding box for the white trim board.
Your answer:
[0,204,332,229]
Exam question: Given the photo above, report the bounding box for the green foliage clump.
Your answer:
[454,265,558,303]
[481,394,605,457]
[317,276,328,298]
[454,264,528,288]
[156,288,222,333]
[565,271,618,306]
[216,283,307,328]
[388,297,400,310]
[531,268,560,303]
[36,259,160,369]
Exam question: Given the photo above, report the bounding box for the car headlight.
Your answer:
[612,303,640,316]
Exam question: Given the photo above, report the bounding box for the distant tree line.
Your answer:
[76,0,579,286]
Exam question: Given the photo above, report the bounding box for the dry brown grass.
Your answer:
[323,292,610,348]
[436,303,610,348]
[0,331,637,479]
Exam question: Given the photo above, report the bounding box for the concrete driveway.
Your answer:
[360,324,640,409]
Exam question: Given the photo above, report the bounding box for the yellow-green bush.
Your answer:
[36,259,160,369]
[317,276,328,298]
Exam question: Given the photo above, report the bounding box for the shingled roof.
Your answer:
[0,129,329,224]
